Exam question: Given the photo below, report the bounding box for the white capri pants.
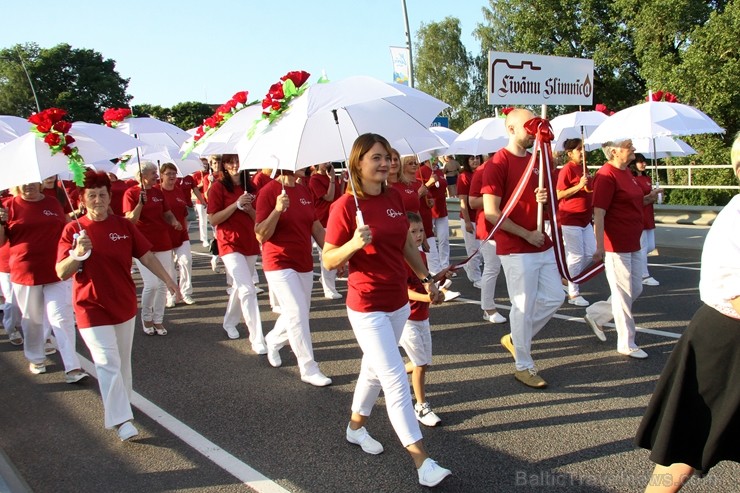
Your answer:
[399,318,432,367]
[561,224,597,297]
[314,239,338,296]
[134,250,170,324]
[264,268,319,377]
[79,317,135,429]
[499,249,564,371]
[480,239,502,312]
[167,240,193,303]
[347,303,422,447]
[462,228,482,283]
[639,228,656,279]
[221,253,265,348]
[585,251,643,353]
[1,272,21,331]
[431,216,450,271]
[195,203,209,244]
[13,280,80,372]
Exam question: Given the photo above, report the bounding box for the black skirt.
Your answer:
[635,304,740,475]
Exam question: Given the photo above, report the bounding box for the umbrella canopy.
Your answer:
[234,76,447,171]
[181,104,263,156]
[551,111,608,151]
[416,127,460,162]
[116,117,191,148]
[632,136,696,159]
[0,115,30,144]
[585,100,725,145]
[444,118,508,156]
[67,122,142,163]
[116,146,204,179]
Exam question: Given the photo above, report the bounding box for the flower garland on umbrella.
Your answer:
[647,91,679,103]
[103,107,132,127]
[28,108,86,186]
[497,107,514,118]
[595,103,615,116]
[181,90,250,157]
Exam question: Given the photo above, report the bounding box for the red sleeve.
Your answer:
[122,187,137,214]
[206,182,225,214]
[592,170,616,210]
[254,183,278,224]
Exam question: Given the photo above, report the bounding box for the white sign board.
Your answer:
[488,52,594,106]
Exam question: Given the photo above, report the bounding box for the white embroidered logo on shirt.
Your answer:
[109,233,130,241]
[151,196,163,203]
[43,210,59,216]
[387,209,404,218]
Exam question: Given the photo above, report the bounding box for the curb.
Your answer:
[0,447,32,493]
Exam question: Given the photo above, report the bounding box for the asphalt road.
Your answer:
[1,225,737,493]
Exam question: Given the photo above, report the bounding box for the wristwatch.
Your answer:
[420,273,433,284]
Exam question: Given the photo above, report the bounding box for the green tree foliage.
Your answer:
[414,17,471,131]
[132,103,170,121]
[0,43,130,122]
[169,102,213,130]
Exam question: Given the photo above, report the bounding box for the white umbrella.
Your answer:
[0,115,30,144]
[116,146,204,179]
[416,127,460,162]
[385,83,450,126]
[551,111,607,152]
[234,76,447,171]
[67,122,143,163]
[444,118,508,156]
[632,137,696,159]
[181,104,263,156]
[116,117,191,148]
[585,99,725,145]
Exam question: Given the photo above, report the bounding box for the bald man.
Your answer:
[482,109,564,389]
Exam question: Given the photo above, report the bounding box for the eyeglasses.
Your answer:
[162,172,177,177]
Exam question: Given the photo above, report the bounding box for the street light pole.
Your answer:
[15,47,41,113]
[400,0,414,88]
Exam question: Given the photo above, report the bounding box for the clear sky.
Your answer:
[1,0,489,108]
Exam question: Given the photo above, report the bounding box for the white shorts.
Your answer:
[399,318,432,367]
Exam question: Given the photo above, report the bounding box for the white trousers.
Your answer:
[13,280,80,371]
[79,317,135,429]
[195,203,209,244]
[134,250,170,324]
[347,303,422,447]
[265,269,319,376]
[480,240,502,311]
[639,228,656,279]
[1,272,21,331]
[462,228,482,283]
[561,224,597,297]
[426,234,441,275]
[431,216,450,271]
[499,249,564,371]
[314,240,338,296]
[221,253,265,347]
[167,240,193,303]
[586,251,643,353]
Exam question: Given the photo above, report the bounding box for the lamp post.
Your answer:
[15,46,41,113]
[400,0,414,88]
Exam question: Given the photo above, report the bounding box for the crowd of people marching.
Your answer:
[2,115,738,491]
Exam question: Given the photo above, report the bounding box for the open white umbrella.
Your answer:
[116,146,204,179]
[0,115,30,144]
[181,104,263,156]
[444,118,508,156]
[551,111,607,152]
[632,136,696,159]
[415,127,460,162]
[116,117,191,148]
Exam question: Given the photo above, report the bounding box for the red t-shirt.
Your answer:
[177,176,195,207]
[407,251,430,321]
[457,170,475,222]
[57,215,152,328]
[207,180,260,257]
[110,179,134,216]
[251,171,273,193]
[417,166,448,219]
[391,181,420,213]
[158,184,190,247]
[556,161,593,227]
[0,197,12,273]
[192,171,206,205]
[5,196,66,285]
[42,187,72,214]
[481,148,553,255]
[470,160,494,240]
[255,180,318,273]
[592,164,644,253]
[122,186,172,252]
[325,189,409,313]
[635,174,656,230]
[310,173,341,227]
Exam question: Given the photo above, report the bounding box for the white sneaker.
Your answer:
[272,305,282,314]
[417,458,452,487]
[472,280,482,289]
[117,421,139,441]
[182,296,195,305]
[267,345,282,367]
[346,425,383,454]
[483,311,507,324]
[255,286,265,294]
[324,290,342,300]
[567,295,589,307]
[165,298,176,308]
[438,279,452,290]
[415,402,442,427]
[44,338,57,355]
[224,326,240,340]
[301,372,332,387]
[584,314,607,342]
[618,347,648,359]
[210,256,219,272]
[252,342,267,355]
[8,329,23,346]
[202,241,210,248]
[29,362,46,375]
[642,277,660,286]
[443,290,460,302]
[65,370,89,384]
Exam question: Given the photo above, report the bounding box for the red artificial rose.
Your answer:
[501,107,514,115]
[204,117,216,128]
[44,133,61,146]
[28,112,45,125]
[595,103,607,113]
[45,108,67,123]
[268,82,285,100]
[280,70,310,88]
[652,90,664,101]
[213,113,224,124]
[271,100,281,111]
[53,120,72,133]
[226,99,237,110]
[36,121,52,133]
[64,135,75,145]
[216,104,230,115]
[119,108,132,119]
[262,98,273,109]
[233,91,248,104]
[664,92,678,103]
[61,145,72,155]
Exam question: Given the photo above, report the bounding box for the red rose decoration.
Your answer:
[204,117,216,128]
[64,135,75,145]
[44,133,61,146]
[501,107,514,116]
[36,121,52,133]
[664,92,678,103]
[53,120,72,133]
[268,82,285,100]
[281,70,310,88]
[45,108,67,123]
[61,146,72,156]
[233,91,248,104]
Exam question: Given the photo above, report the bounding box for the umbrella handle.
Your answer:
[356,210,364,227]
